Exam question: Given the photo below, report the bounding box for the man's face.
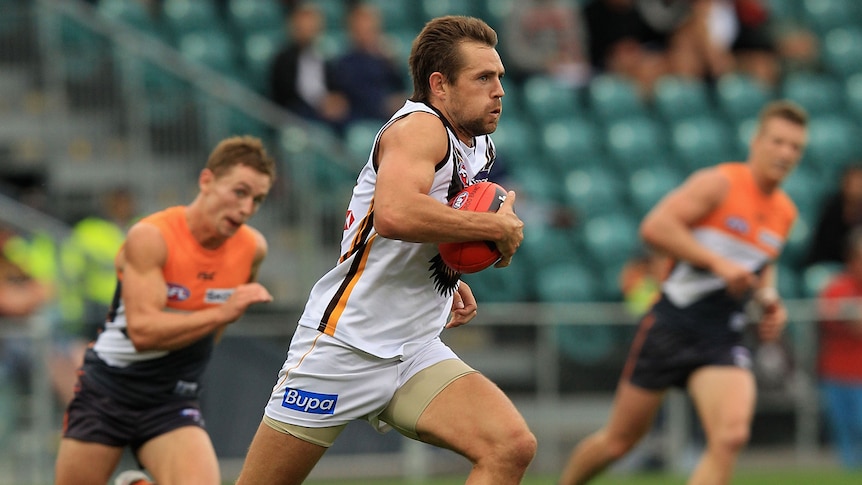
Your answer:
[443,42,506,141]
[201,164,272,238]
[749,117,807,184]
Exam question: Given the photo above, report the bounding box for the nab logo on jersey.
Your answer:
[166,283,190,301]
[725,216,749,235]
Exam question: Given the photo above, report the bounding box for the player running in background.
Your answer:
[235,15,535,485]
[559,100,808,485]
[54,136,276,485]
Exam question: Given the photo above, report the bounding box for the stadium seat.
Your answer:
[822,26,862,80]
[653,75,713,122]
[535,261,600,302]
[801,261,844,297]
[605,115,669,172]
[519,225,580,268]
[781,71,844,117]
[541,118,602,170]
[97,0,166,37]
[316,0,347,30]
[344,120,381,162]
[521,75,583,122]
[670,115,735,173]
[587,74,647,124]
[845,73,862,123]
[776,264,802,300]
[365,0,423,33]
[462,257,531,303]
[580,212,641,270]
[715,73,773,123]
[240,28,285,94]
[782,164,825,223]
[226,0,285,38]
[162,0,222,37]
[779,215,811,267]
[177,29,240,79]
[492,116,538,163]
[765,0,803,23]
[800,0,859,35]
[804,114,860,175]
[419,0,481,21]
[628,166,685,218]
[563,166,626,218]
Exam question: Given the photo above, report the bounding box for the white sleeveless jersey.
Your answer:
[296,100,498,358]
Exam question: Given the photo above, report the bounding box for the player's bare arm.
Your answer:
[121,222,269,351]
[755,265,787,341]
[374,112,523,250]
[446,281,478,329]
[641,167,757,296]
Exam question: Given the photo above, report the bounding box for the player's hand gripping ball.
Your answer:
[438,181,507,273]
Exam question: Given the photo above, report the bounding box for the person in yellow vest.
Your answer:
[51,187,138,405]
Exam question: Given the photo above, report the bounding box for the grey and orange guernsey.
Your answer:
[76,206,259,407]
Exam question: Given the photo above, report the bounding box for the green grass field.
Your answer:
[304,469,862,485]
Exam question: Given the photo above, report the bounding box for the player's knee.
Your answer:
[710,424,750,453]
[494,426,537,471]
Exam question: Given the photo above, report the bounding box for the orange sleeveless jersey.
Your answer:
[135,206,258,310]
[697,163,797,260]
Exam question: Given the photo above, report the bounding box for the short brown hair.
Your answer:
[408,16,498,103]
[758,100,808,131]
[206,135,276,180]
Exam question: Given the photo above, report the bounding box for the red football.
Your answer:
[438,181,507,273]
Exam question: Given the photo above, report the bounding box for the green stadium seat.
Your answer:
[563,166,626,218]
[715,73,773,123]
[518,225,580,270]
[462,257,531,302]
[779,215,812,267]
[804,114,861,175]
[605,115,669,171]
[177,29,240,78]
[535,261,599,302]
[241,28,285,94]
[316,0,347,30]
[801,262,844,297]
[670,116,735,172]
[781,71,844,117]
[776,264,802,300]
[522,74,582,122]
[492,116,538,163]
[782,164,825,222]
[226,0,285,37]
[801,0,859,35]
[588,74,647,124]
[541,118,602,170]
[845,73,862,123]
[162,0,222,37]
[628,166,685,219]
[365,0,423,33]
[344,120,381,162]
[580,212,641,270]
[822,27,862,79]
[98,0,166,37]
[653,75,713,122]
[765,0,803,22]
[419,0,481,21]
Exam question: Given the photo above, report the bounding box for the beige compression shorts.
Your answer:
[262,326,477,447]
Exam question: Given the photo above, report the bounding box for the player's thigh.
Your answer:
[688,366,756,436]
[414,372,531,460]
[236,421,329,485]
[55,438,124,485]
[603,380,665,444]
[137,425,219,485]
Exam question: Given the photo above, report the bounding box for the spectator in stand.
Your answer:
[583,0,673,96]
[817,227,862,469]
[619,247,671,317]
[806,165,862,266]
[501,0,591,87]
[0,225,50,319]
[330,2,407,126]
[269,2,348,128]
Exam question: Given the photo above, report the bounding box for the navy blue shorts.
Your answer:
[623,312,753,391]
[62,383,206,455]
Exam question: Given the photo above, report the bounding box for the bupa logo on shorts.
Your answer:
[282,388,338,415]
[204,288,235,304]
[166,283,190,301]
[725,216,749,235]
